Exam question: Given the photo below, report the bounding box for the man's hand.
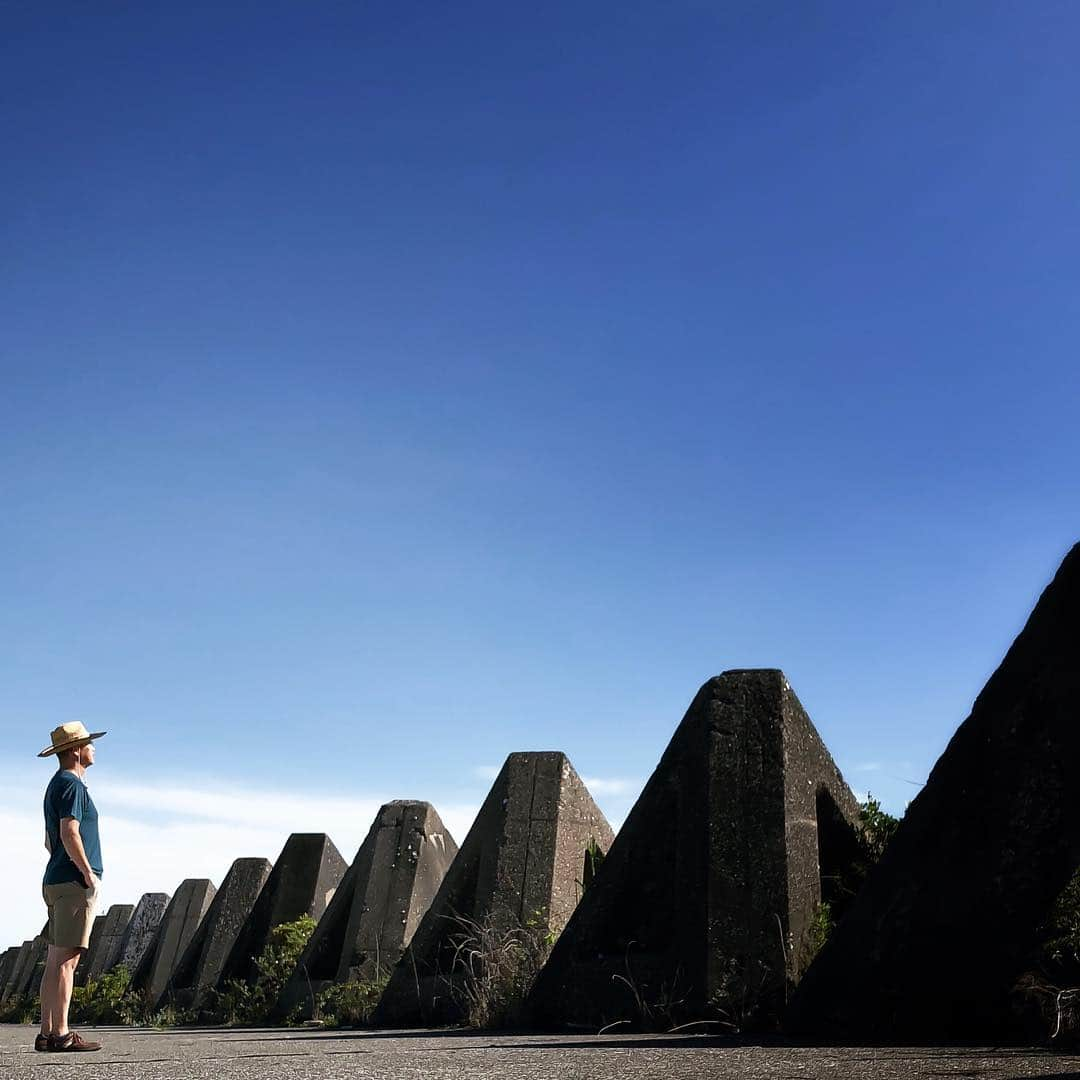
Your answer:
[59,817,96,892]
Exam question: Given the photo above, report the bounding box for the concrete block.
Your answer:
[0,947,21,1000]
[132,879,216,1004]
[375,752,614,1027]
[527,671,861,1030]
[165,857,272,1008]
[83,904,135,983]
[787,544,1080,1043]
[9,937,48,1001]
[118,893,170,974]
[276,802,458,1019]
[0,941,34,1003]
[75,915,107,987]
[217,834,347,986]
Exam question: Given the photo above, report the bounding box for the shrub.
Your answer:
[202,914,317,1026]
[447,908,554,1029]
[315,973,390,1027]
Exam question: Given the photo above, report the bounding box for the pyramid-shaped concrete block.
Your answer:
[164,857,272,1009]
[0,947,21,1000]
[528,671,861,1030]
[117,893,169,974]
[787,544,1080,1043]
[375,752,614,1027]
[217,833,347,986]
[8,936,48,1001]
[76,904,134,986]
[131,879,216,1004]
[276,801,458,1019]
[0,940,34,1003]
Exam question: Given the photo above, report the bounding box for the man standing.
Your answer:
[36,722,106,1053]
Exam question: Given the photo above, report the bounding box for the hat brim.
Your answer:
[37,731,107,758]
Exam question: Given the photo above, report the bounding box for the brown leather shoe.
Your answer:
[48,1032,102,1052]
[34,1033,49,1052]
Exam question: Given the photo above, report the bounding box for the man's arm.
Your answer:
[59,817,97,889]
[45,831,52,854]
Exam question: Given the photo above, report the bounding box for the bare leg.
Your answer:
[41,946,82,1038]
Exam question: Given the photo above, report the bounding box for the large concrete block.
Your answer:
[165,857,272,1008]
[276,802,458,1019]
[118,893,170,973]
[132,879,216,1004]
[83,904,135,983]
[787,545,1080,1043]
[0,941,34,1003]
[217,834,347,986]
[375,752,614,1027]
[528,671,861,1030]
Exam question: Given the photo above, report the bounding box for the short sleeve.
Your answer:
[54,776,87,822]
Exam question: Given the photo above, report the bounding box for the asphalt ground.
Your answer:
[3,1025,1080,1080]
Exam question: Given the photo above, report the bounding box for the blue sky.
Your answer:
[2,3,1078,942]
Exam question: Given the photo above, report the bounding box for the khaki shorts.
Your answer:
[43,881,99,950]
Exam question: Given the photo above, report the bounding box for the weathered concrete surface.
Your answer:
[277,802,458,1020]
[1,1024,1079,1080]
[787,544,1080,1044]
[529,671,861,1031]
[117,893,170,974]
[165,858,272,1009]
[218,834,347,986]
[132,880,216,1004]
[81,905,135,984]
[0,949,21,1000]
[376,752,614,1027]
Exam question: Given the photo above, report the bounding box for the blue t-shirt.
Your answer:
[43,770,103,886]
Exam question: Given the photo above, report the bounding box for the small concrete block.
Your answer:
[75,915,108,986]
[132,879,216,1004]
[10,937,48,1000]
[217,834,348,986]
[0,941,33,1003]
[83,904,135,982]
[118,893,170,974]
[787,544,1080,1043]
[0,948,21,1000]
[527,671,861,1031]
[276,802,458,1019]
[166,857,273,1008]
[375,752,614,1027]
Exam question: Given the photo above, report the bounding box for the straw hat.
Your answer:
[38,722,107,758]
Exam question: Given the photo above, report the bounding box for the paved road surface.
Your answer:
[2,1025,1079,1079]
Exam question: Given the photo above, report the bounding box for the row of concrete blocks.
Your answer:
[0,676,851,1028]
[4,543,1079,1042]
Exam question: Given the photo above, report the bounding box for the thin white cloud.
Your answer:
[582,776,640,798]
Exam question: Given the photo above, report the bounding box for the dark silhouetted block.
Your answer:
[0,941,34,1003]
[0,947,21,1000]
[277,801,458,1019]
[528,670,860,1030]
[375,752,614,1027]
[217,834,347,986]
[787,545,1080,1043]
